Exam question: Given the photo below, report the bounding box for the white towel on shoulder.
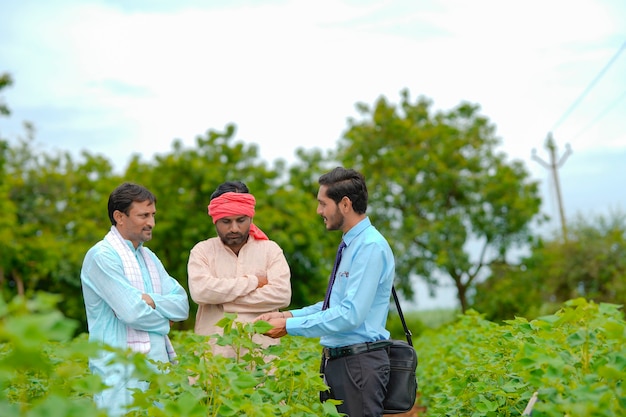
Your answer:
[104,226,177,362]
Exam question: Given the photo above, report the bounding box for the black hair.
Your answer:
[210,181,250,200]
[108,182,156,225]
[318,167,368,214]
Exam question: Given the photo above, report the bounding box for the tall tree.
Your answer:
[337,89,544,312]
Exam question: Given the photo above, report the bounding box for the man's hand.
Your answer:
[142,293,156,309]
[256,273,268,288]
[264,318,288,338]
[255,312,292,338]
[255,311,292,322]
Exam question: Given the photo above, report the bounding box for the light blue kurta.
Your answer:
[80,236,189,416]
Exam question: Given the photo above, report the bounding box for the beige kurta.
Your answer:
[188,235,291,357]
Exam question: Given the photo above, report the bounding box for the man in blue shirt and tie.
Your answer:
[257,166,395,416]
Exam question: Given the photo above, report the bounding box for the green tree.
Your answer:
[0,73,12,116]
[474,211,626,320]
[1,70,126,327]
[286,147,351,307]
[1,118,120,326]
[0,73,18,298]
[124,124,332,328]
[336,90,544,312]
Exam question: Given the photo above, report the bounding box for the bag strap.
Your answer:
[392,285,413,346]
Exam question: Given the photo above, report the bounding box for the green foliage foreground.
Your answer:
[0,294,341,417]
[416,298,626,416]
[0,293,106,417]
[2,294,625,416]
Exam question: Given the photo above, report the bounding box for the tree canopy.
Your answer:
[473,211,626,321]
[4,72,621,330]
[335,90,544,311]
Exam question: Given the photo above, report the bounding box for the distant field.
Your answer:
[387,308,459,340]
[413,308,459,328]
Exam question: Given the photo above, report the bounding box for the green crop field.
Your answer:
[1,294,624,416]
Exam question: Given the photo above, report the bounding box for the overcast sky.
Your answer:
[1,0,625,309]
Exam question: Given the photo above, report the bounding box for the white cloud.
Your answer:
[1,0,625,310]
[1,0,625,215]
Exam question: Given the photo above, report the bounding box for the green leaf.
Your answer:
[253,320,274,334]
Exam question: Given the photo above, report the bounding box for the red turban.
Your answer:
[207,192,268,240]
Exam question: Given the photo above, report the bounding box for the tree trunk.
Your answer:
[456,280,469,313]
[13,270,24,296]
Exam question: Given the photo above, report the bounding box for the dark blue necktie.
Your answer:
[322,240,346,310]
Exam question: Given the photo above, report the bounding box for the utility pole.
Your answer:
[531,132,572,240]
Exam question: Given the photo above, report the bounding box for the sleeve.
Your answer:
[145,250,190,322]
[187,242,259,305]
[82,246,170,334]
[290,301,323,317]
[228,243,292,310]
[287,241,384,337]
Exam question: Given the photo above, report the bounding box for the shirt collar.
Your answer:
[123,239,143,253]
[342,216,371,248]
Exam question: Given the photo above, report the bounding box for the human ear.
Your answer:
[340,196,352,212]
[113,210,125,224]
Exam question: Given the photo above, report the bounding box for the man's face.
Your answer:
[115,200,156,248]
[317,185,344,231]
[215,215,251,250]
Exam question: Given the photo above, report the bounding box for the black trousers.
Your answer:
[320,348,390,416]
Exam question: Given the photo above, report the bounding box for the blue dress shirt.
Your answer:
[286,217,395,348]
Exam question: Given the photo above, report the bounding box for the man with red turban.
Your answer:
[187,181,292,357]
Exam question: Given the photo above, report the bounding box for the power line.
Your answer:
[551,40,626,132]
[570,88,626,141]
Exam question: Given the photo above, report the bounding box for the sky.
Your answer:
[1,0,625,310]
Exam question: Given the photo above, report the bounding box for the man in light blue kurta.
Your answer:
[80,183,189,417]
